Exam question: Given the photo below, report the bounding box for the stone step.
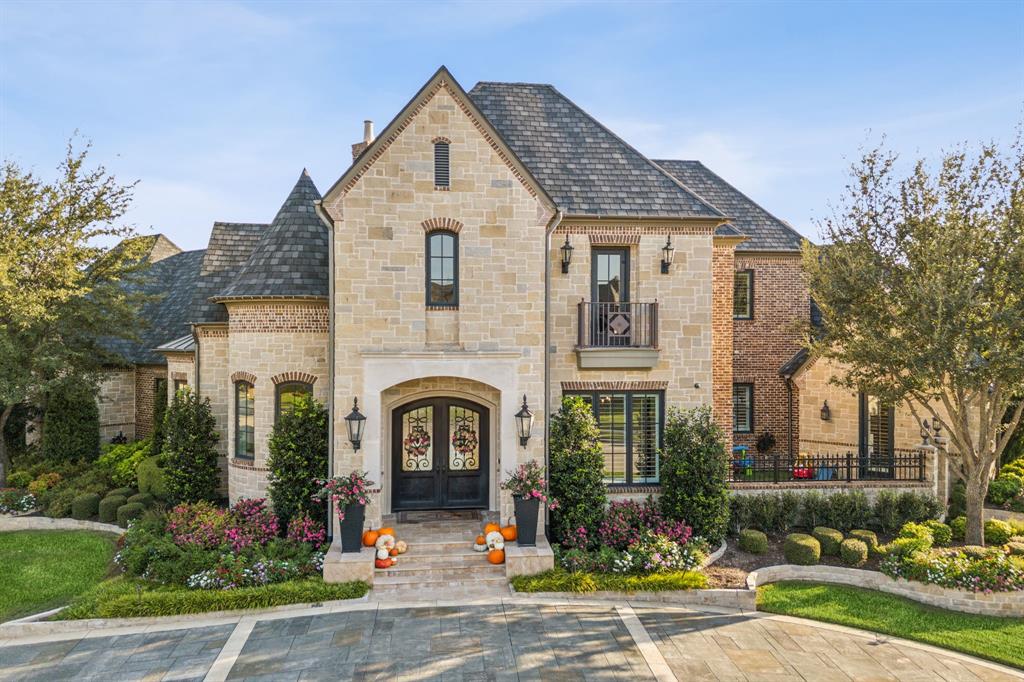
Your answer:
[371,584,511,599]
[390,553,491,568]
[373,573,509,589]
[375,564,505,580]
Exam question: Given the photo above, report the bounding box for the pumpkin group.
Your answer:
[473,534,488,552]
[378,526,395,537]
[362,529,379,547]
[375,557,393,569]
[484,522,501,535]
[500,525,517,542]
[487,549,505,565]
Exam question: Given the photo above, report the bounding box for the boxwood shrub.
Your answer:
[108,487,136,499]
[849,529,879,554]
[137,456,169,501]
[738,529,768,554]
[117,502,146,528]
[950,516,967,541]
[783,533,820,565]
[840,538,869,567]
[812,527,843,556]
[98,495,127,523]
[923,520,952,547]
[71,493,101,520]
[985,519,1013,546]
[127,493,155,508]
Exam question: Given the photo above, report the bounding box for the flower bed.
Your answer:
[0,489,37,515]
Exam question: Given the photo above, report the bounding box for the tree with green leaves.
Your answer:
[161,387,220,503]
[548,396,606,547]
[0,140,150,485]
[804,138,1024,545]
[40,378,100,462]
[267,394,328,528]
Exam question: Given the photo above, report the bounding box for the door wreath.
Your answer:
[451,423,479,469]
[403,426,431,469]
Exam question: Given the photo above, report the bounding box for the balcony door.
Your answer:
[591,248,631,346]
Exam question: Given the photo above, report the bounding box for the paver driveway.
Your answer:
[0,601,1019,681]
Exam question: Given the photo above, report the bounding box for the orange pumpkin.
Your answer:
[389,548,399,557]
[500,525,517,541]
[378,527,395,538]
[487,549,505,565]
[484,522,501,535]
[475,535,486,546]
[362,529,379,547]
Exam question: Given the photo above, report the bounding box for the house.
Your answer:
[97,67,941,555]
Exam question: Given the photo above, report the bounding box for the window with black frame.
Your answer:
[858,393,894,478]
[569,391,662,485]
[426,231,458,307]
[733,383,753,433]
[235,381,255,459]
[275,381,312,423]
[734,270,753,319]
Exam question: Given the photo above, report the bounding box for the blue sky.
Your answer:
[2,0,1022,251]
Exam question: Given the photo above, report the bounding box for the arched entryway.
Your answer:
[391,396,490,511]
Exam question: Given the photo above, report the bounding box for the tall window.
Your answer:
[275,382,312,423]
[733,383,753,433]
[734,270,753,319]
[235,381,255,459]
[434,141,450,188]
[568,391,662,484]
[173,378,188,394]
[859,393,894,457]
[426,231,458,307]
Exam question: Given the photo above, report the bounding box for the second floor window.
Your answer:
[734,270,753,319]
[426,231,458,307]
[434,141,450,188]
[733,383,753,433]
[276,381,312,423]
[235,381,255,459]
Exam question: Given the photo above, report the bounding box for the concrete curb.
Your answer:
[0,516,123,535]
[702,539,727,567]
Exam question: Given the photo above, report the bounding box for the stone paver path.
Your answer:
[0,601,1019,681]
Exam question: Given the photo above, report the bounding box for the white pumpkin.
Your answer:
[375,534,396,551]
[486,531,504,549]
[395,540,408,554]
[376,548,390,560]
[473,542,488,552]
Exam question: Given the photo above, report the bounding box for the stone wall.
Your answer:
[134,364,167,439]
[97,368,135,441]
[165,352,195,403]
[196,324,230,492]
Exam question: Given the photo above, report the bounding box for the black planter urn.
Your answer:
[339,503,365,553]
[513,495,540,547]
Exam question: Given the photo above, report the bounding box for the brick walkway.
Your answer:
[0,602,1019,681]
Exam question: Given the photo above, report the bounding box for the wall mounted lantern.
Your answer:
[660,236,675,274]
[560,235,574,274]
[515,394,534,447]
[345,398,366,451]
[820,400,831,421]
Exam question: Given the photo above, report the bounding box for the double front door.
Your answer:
[392,397,489,510]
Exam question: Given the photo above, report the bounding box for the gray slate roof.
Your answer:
[215,170,327,300]
[654,160,804,252]
[103,248,206,365]
[189,222,267,323]
[468,82,724,219]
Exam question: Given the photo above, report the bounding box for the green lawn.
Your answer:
[757,581,1024,670]
[0,530,117,622]
[512,567,707,593]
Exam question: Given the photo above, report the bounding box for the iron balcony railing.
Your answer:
[727,450,926,484]
[577,301,658,349]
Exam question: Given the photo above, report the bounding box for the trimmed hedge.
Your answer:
[840,538,868,567]
[137,456,169,500]
[783,533,820,565]
[849,529,879,554]
[812,527,843,556]
[510,568,708,594]
[985,519,1013,546]
[127,493,154,508]
[98,495,127,523]
[116,503,146,528]
[950,516,966,541]
[738,529,769,554]
[71,493,101,520]
[923,520,952,547]
[108,487,136,499]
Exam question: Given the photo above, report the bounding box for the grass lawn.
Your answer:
[511,567,707,593]
[0,530,117,622]
[757,581,1024,670]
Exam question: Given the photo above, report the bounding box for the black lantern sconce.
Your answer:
[514,394,534,447]
[660,236,675,274]
[345,398,366,451]
[560,235,574,274]
[820,400,831,421]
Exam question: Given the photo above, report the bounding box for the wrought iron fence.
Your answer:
[727,450,925,484]
[577,301,658,349]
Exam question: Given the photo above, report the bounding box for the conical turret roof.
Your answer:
[215,170,328,300]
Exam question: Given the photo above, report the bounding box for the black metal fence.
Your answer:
[727,450,925,484]
[577,301,658,349]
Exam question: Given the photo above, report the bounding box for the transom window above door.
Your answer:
[426,231,458,307]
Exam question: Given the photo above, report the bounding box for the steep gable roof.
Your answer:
[214,170,328,301]
[468,82,725,220]
[189,222,266,324]
[654,159,804,252]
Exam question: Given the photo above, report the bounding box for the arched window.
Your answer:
[434,141,450,188]
[426,231,458,307]
[235,381,255,459]
[275,381,313,423]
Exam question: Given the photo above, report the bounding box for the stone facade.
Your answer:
[97,368,136,441]
[165,352,195,402]
[196,324,231,492]
[134,364,167,440]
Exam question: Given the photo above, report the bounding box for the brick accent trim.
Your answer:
[196,326,228,339]
[171,372,188,381]
[271,371,318,386]
[229,458,270,472]
[561,380,669,391]
[231,371,257,385]
[421,217,464,234]
[588,233,642,245]
[431,136,452,144]
[608,485,662,494]
[558,224,716,236]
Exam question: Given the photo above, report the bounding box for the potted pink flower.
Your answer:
[314,471,374,553]
[501,460,558,547]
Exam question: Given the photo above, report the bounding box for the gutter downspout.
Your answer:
[784,376,794,458]
[315,200,336,541]
[191,324,200,399]
[543,209,564,536]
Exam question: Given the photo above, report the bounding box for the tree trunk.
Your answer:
[964,474,986,545]
[0,405,14,488]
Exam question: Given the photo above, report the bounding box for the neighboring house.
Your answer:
[97,67,940,533]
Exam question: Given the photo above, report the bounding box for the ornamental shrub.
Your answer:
[97,439,151,487]
[660,406,729,544]
[27,472,61,495]
[137,456,169,500]
[923,520,953,547]
[783,533,820,565]
[950,516,967,540]
[812,527,843,556]
[150,382,168,458]
[267,394,328,528]
[108,486,136,498]
[42,488,76,518]
[99,495,127,523]
[897,522,934,543]
[71,493,101,520]
[799,492,831,530]
[127,493,154,508]
[162,389,220,504]
[985,519,1013,546]
[840,538,868,567]
[746,492,800,533]
[117,502,146,528]
[825,491,871,532]
[872,491,901,535]
[987,478,1022,506]
[896,491,942,525]
[1006,542,1024,556]
[286,512,327,550]
[549,396,606,547]
[728,495,751,535]
[881,546,1024,592]
[597,497,692,551]
[849,529,879,554]
[7,471,32,489]
[738,529,768,554]
[41,380,100,462]
[947,481,967,519]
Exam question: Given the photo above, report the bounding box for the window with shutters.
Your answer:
[859,393,894,457]
[733,383,753,433]
[734,270,753,319]
[434,141,450,188]
[567,391,663,485]
[426,231,458,307]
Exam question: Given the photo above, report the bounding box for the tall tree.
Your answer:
[804,137,1024,545]
[0,140,149,484]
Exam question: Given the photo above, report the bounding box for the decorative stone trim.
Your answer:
[730,480,931,491]
[230,371,257,385]
[588,233,642,245]
[229,458,269,472]
[747,564,1024,617]
[425,305,459,311]
[0,516,122,535]
[558,224,716,236]
[431,136,452,144]
[507,585,756,611]
[561,380,669,391]
[421,217,464,234]
[196,325,228,339]
[271,371,318,386]
[608,485,661,494]
[171,371,188,381]
[434,185,450,192]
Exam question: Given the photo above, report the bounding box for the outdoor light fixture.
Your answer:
[514,394,534,447]
[345,398,366,451]
[820,400,831,421]
[560,235,574,274]
[661,236,675,274]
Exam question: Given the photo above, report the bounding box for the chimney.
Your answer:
[351,120,375,161]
